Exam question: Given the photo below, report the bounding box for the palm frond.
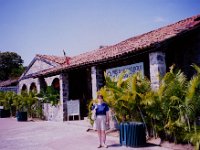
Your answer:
[186,76,199,100]
[192,64,200,74]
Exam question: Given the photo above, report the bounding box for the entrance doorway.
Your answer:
[68,68,92,119]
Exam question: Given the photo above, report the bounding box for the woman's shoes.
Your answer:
[97,145,102,148]
[97,144,108,148]
[102,144,108,148]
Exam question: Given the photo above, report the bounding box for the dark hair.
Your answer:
[97,94,103,99]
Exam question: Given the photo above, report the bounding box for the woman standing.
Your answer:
[92,94,109,148]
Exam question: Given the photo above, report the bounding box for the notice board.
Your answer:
[67,100,80,120]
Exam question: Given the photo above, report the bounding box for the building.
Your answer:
[0,78,18,93]
[18,14,200,121]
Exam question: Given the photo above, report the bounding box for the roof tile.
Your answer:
[28,14,200,77]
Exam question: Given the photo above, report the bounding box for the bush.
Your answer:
[95,64,200,148]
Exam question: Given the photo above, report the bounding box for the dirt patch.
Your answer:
[160,141,193,150]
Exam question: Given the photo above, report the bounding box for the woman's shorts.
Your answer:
[93,115,108,131]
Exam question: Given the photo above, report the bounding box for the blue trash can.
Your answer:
[120,122,129,146]
[17,111,27,121]
[120,122,146,147]
[0,109,10,118]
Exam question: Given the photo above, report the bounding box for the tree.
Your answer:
[0,51,24,81]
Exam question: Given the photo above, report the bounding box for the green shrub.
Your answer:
[94,64,200,146]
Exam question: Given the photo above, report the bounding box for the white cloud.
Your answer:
[154,16,166,23]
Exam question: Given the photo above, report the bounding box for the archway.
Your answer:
[51,78,60,92]
[21,84,27,93]
[30,82,37,93]
[39,77,47,92]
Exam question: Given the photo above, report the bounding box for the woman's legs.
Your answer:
[97,130,102,147]
[101,130,106,144]
[101,130,108,147]
[96,116,108,148]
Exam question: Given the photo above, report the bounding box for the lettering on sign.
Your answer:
[67,100,80,116]
[106,62,144,79]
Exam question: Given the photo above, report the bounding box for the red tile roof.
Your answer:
[36,54,70,65]
[31,14,200,77]
[69,14,200,66]
[0,78,19,87]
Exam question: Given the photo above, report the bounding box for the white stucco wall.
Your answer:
[44,75,60,86]
[26,60,55,75]
[18,78,40,94]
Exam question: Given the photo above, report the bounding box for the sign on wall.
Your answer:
[66,100,80,120]
[0,86,17,93]
[106,62,144,79]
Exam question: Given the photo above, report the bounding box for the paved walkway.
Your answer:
[0,118,170,150]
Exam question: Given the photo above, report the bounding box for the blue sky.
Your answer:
[0,0,199,66]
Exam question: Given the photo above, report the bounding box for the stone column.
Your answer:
[36,78,41,93]
[91,66,104,99]
[149,52,166,90]
[60,73,69,121]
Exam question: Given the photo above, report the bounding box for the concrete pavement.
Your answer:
[0,118,170,150]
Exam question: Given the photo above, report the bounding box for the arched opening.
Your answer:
[51,78,60,92]
[21,84,27,93]
[39,77,47,92]
[30,82,37,93]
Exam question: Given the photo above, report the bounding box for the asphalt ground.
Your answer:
[0,118,172,150]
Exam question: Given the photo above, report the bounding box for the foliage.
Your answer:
[99,71,151,122]
[95,64,200,147]
[87,99,98,125]
[184,64,200,148]
[10,91,42,118]
[185,125,200,150]
[0,51,24,81]
[37,86,60,106]
[12,92,28,112]
[20,91,38,118]
[0,92,5,106]
[185,64,200,123]
[145,66,188,142]
[0,91,17,116]
[0,89,53,119]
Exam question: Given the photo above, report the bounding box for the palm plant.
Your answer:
[0,91,17,116]
[87,98,98,125]
[94,64,200,147]
[0,92,5,107]
[185,64,200,124]
[12,93,28,112]
[21,91,37,118]
[146,66,188,142]
[185,125,200,150]
[37,86,60,106]
[99,71,151,124]
[141,90,164,138]
[184,64,200,149]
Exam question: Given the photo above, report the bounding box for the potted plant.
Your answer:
[36,86,60,120]
[12,92,28,121]
[0,91,16,118]
[37,86,60,106]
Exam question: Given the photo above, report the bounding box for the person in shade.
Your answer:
[92,94,110,148]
